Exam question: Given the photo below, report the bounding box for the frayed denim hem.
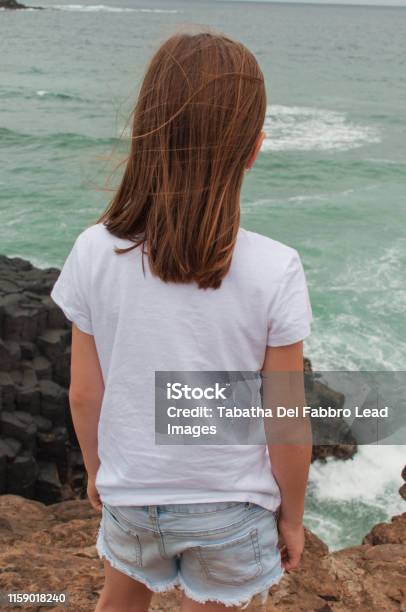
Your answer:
[96,526,178,594]
[177,569,285,609]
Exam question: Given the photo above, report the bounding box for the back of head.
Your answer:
[98,30,266,289]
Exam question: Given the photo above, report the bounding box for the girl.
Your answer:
[51,30,313,612]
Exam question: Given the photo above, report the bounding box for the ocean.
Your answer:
[1,0,405,550]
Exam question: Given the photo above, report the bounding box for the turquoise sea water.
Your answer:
[1,0,405,549]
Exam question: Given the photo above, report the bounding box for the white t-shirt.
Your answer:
[50,223,313,510]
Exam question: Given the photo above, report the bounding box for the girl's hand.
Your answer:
[87,476,102,512]
[278,519,305,571]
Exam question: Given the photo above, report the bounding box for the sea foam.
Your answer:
[262,104,380,152]
[309,445,405,508]
[306,445,405,549]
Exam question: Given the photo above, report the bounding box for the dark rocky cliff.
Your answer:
[0,255,83,504]
[1,0,29,9]
[0,0,43,9]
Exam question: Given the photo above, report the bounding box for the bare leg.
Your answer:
[95,560,153,612]
[180,595,239,612]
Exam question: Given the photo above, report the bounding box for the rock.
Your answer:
[305,369,357,462]
[0,445,7,493]
[0,256,75,505]
[15,383,41,414]
[8,368,24,386]
[34,461,63,504]
[0,339,16,371]
[0,495,49,544]
[399,466,406,501]
[0,254,32,270]
[327,544,406,611]
[0,495,404,611]
[33,517,99,551]
[0,371,16,410]
[32,354,52,379]
[312,443,357,462]
[0,0,42,10]
[47,498,96,523]
[0,410,37,444]
[21,365,38,387]
[37,328,71,361]
[2,304,41,341]
[15,267,57,294]
[0,545,102,610]
[53,345,71,387]
[60,481,76,501]
[45,294,70,329]
[0,437,22,461]
[19,341,38,360]
[33,414,53,433]
[37,426,69,462]
[6,454,38,498]
[363,513,406,545]
[68,448,86,493]
[39,379,68,425]
[268,520,406,611]
[0,278,21,293]
[0,292,21,315]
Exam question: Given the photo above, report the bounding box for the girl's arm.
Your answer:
[261,340,312,571]
[69,323,105,510]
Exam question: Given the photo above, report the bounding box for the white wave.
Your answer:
[332,245,405,292]
[36,90,47,96]
[262,104,380,152]
[366,157,400,165]
[309,445,405,510]
[50,4,179,12]
[287,193,331,204]
[305,445,406,549]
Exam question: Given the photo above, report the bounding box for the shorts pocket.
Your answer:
[193,528,263,585]
[102,504,142,567]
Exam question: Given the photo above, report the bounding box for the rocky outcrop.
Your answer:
[268,514,406,611]
[400,465,406,501]
[0,0,43,9]
[304,358,357,462]
[0,495,404,611]
[0,255,84,504]
[0,254,356,506]
[1,0,29,8]
[363,512,406,546]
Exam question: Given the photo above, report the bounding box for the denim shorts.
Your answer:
[96,500,283,608]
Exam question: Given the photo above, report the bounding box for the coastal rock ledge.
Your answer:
[0,0,27,8]
[0,0,42,9]
[0,495,405,611]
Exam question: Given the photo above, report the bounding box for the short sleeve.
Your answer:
[267,250,313,347]
[50,236,93,335]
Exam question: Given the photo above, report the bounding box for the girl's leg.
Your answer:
[95,560,153,612]
[180,595,239,612]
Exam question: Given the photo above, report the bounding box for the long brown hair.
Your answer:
[97,29,266,289]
